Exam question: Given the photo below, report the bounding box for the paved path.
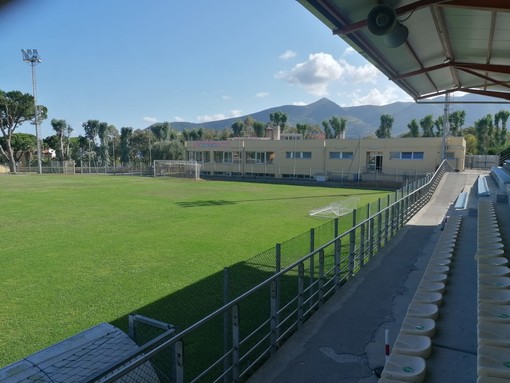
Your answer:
[248,171,488,383]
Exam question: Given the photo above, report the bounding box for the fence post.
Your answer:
[309,228,315,310]
[385,195,390,244]
[232,305,240,383]
[334,238,341,288]
[223,268,230,383]
[334,217,339,238]
[270,280,279,355]
[377,198,382,251]
[349,209,357,277]
[275,244,281,342]
[297,262,304,329]
[360,217,366,267]
[174,340,184,383]
[318,250,325,306]
[368,203,375,258]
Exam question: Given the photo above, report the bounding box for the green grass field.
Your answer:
[0,174,388,367]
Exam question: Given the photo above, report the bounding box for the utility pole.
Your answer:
[22,49,43,174]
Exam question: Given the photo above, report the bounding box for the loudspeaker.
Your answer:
[367,4,396,36]
[384,22,409,48]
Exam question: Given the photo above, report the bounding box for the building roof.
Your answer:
[297,1,510,101]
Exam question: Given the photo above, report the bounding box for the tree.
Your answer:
[495,110,510,146]
[322,117,346,139]
[0,133,37,166]
[150,122,171,141]
[51,119,73,163]
[475,114,494,153]
[0,90,47,173]
[231,120,245,137]
[464,133,477,154]
[253,121,266,137]
[269,111,288,132]
[120,127,133,165]
[407,119,420,137]
[449,110,466,136]
[420,115,434,137]
[375,114,393,138]
[434,116,444,138]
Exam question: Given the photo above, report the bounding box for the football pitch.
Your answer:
[0,174,388,367]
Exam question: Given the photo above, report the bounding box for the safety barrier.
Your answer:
[379,215,463,382]
[490,167,510,191]
[476,199,510,380]
[454,192,469,209]
[478,176,490,197]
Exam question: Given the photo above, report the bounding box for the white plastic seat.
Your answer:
[425,265,449,275]
[421,272,447,284]
[478,276,510,289]
[428,258,451,267]
[478,344,510,379]
[413,290,443,306]
[478,265,510,277]
[478,257,509,266]
[476,249,505,259]
[478,322,510,347]
[418,280,445,294]
[407,302,439,320]
[392,334,432,358]
[479,303,510,323]
[478,288,510,305]
[400,317,436,337]
[381,353,426,382]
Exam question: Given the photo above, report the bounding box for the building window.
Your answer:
[213,151,241,163]
[390,151,424,160]
[286,151,312,159]
[246,151,274,164]
[189,151,210,163]
[329,151,354,159]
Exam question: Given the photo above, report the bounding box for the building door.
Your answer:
[367,152,383,172]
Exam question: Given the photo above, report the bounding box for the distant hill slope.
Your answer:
[171,95,509,138]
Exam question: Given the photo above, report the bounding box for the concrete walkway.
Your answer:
[248,170,488,383]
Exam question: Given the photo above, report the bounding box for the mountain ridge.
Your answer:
[170,96,510,138]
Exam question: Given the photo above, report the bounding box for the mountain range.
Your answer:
[170,95,510,138]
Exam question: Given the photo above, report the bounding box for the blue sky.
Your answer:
[1,0,412,137]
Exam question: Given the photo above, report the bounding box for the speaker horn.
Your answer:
[367,4,396,36]
[384,22,409,48]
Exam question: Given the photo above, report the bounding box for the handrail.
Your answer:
[84,160,450,383]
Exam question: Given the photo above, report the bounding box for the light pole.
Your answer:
[22,49,42,174]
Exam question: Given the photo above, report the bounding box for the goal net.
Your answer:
[309,197,359,218]
[153,160,201,180]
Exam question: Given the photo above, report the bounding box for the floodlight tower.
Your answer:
[22,49,42,174]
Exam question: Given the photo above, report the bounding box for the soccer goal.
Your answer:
[309,197,359,218]
[153,160,201,180]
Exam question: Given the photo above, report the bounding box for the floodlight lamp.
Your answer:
[21,49,41,63]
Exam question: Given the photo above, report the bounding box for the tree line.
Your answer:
[1,88,509,173]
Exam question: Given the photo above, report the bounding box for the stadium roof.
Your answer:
[297,0,510,102]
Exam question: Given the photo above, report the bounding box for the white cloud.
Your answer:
[174,116,185,122]
[143,116,158,124]
[276,52,381,97]
[345,86,412,106]
[293,101,307,106]
[222,95,231,100]
[276,52,344,96]
[196,109,243,123]
[279,50,296,60]
[343,47,356,56]
[342,60,380,84]
[256,92,270,98]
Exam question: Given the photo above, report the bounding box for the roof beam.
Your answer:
[453,62,510,75]
[456,67,510,89]
[438,0,510,12]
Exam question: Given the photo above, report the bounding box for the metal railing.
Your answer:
[83,160,451,383]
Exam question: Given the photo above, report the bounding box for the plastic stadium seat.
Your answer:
[413,290,443,306]
[478,344,510,379]
[476,249,505,259]
[478,322,510,347]
[478,289,510,305]
[477,375,510,383]
[478,303,510,323]
[478,257,509,266]
[478,276,510,289]
[400,317,436,337]
[478,266,510,277]
[418,280,445,294]
[392,334,432,358]
[428,258,451,267]
[407,303,439,320]
[380,353,426,382]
